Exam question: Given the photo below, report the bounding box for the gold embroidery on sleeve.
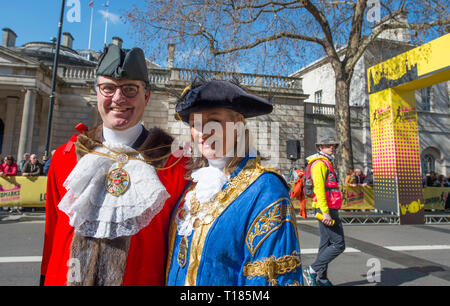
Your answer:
[287,280,302,286]
[243,251,302,286]
[246,198,296,256]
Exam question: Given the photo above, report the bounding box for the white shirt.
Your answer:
[103,123,143,147]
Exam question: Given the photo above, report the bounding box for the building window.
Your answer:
[420,87,432,111]
[422,154,435,174]
[315,90,322,104]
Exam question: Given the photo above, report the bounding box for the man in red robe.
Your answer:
[40,44,189,286]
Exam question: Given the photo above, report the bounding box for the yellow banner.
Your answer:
[291,185,450,211]
[341,186,375,210]
[0,176,47,207]
[423,187,450,210]
[2,177,449,210]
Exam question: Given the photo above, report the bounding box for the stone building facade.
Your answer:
[0,28,307,177]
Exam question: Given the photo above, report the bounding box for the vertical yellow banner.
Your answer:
[391,89,424,223]
[369,89,399,213]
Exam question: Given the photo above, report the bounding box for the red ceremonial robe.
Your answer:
[40,131,188,286]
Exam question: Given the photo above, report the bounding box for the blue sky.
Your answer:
[0,0,139,53]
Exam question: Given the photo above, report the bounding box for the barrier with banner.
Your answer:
[1,176,449,211]
[0,176,47,207]
[290,184,450,212]
[422,187,450,211]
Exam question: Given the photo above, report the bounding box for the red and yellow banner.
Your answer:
[0,176,47,207]
[290,185,449,212]
[2,177,449,211]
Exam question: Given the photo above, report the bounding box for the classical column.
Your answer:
[38,95,49,154]
[2,96,19,156]
[17,88,36,161]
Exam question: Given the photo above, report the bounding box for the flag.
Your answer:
[88,1,94,7]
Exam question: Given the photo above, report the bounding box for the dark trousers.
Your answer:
[311,208,345,280]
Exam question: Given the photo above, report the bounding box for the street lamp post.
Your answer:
[44,0,66,160]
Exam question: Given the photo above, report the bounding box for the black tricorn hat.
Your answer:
[175,79,273,122]
[96,44,149,85]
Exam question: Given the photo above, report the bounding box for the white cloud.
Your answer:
[98,9,121,24]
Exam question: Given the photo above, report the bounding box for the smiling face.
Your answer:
[189,108,244,160]
[96,76,151,130]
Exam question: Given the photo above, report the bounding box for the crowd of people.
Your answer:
[344,168,373,187]
[0,153,50,177]
[343,168,450,188]
[424,172,450,187]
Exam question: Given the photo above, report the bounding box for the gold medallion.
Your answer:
[105,168,130,196]
[190,193,201,216]
[193,218,201,228]
[177,236,189,268]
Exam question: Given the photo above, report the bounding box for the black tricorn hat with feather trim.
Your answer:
[175,79,273,122]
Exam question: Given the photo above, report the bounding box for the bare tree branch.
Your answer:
[210,31,326,56]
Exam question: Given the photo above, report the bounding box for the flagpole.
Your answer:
[88,2,94,49]
[44,0,66,160]
[104,0,110,46]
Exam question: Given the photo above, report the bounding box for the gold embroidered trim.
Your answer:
[287,281,302,286]
[165,184,193,283]
[177,236,189,268]
[77,141,184,171]
[243,251,302,286]
[246,199,296,256]
[184,158,267,286]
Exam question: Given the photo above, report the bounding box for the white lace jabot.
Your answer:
[175,162,228,237]
[58,141,169,239]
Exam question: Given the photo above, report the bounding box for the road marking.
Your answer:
[301,245,450,255]
[385,245,450,251]
[302,248,360,254]
[0,246,449,263]
[0,256,42,263]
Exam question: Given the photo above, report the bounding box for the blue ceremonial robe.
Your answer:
[166,157,303,286]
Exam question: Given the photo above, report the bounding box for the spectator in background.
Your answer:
[362,169,374,187]
[354,168,366,185]
[0,155,18,177]
[43,150,56,176]
[434,174,449,187]
[18,153,31,174]
[22,154,43,176]
[426,172,438,187]
[344,169,357,186]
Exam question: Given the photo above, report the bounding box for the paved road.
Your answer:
[0,213,449,286]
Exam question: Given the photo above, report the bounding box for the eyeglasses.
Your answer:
[97,83,141,98]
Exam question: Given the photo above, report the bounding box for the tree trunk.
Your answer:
[334,76,354,181]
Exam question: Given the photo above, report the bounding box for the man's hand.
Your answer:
[22,173,29,176]
[322,214,333,226]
